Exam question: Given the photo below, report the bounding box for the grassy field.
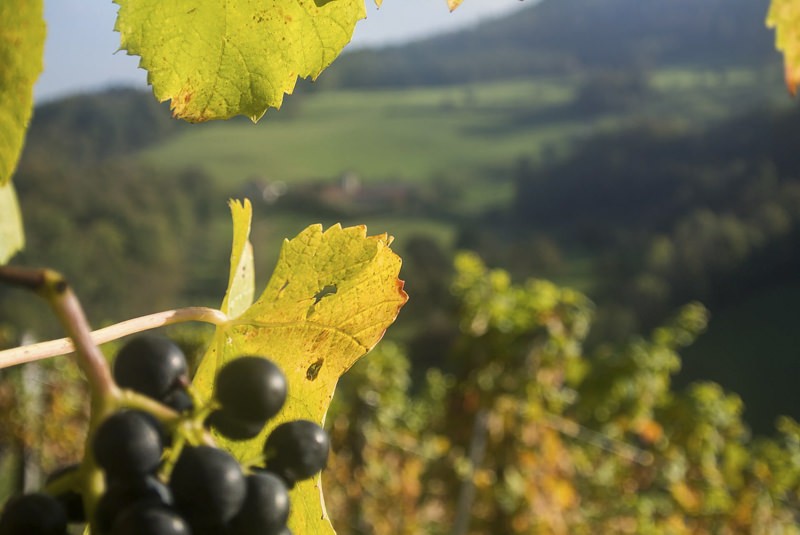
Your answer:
[140,67,783,192]
[140,77,580,190]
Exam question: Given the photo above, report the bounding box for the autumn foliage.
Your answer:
[324,253,800,534]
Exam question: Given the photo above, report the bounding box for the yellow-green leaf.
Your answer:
[447,0,464,12]
[220,199,255,319]
[114,0,366,122]
[767,0,800,96]
[0,0,44,186]
[193,222,407,533]
[0,181,24,264]
[0,0,43,261]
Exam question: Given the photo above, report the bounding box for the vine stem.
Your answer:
[0,265,121,519]
[0,306,228,370]
[0,266,118,403]
[0,265,223,524]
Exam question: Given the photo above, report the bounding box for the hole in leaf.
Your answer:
[312,284,337,305]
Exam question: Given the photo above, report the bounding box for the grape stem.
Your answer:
[0,266,222,527]
[0,266,119,402]
[0,266,120,521]
[0,306,229,369]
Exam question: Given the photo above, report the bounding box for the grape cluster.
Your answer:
[0,334,330,535]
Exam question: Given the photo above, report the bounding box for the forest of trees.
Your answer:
[318,0,773,89]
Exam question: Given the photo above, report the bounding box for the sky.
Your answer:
[35,0,530,102]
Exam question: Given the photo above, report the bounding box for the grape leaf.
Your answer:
[447,0,464,11]
[114,0,366,122]
[767,0,800,96]
[0,0,43,262]
[193,217,408,533]
[0,0,44,186]
[0,182,24,264]
[220,199,255,319]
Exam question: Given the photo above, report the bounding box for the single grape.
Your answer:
[215,357,287,423]
[206,409,264,441]
[111,503,190,535]
[95,475,173,533]
[45,464,85,523]
[228,472,290,535]
[263,420,330,488]
[169,445,246,527]
[93,410,164,480]
[0,493,67,535]
[113,335,189,401]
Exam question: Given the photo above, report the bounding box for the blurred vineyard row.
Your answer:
[324,253,800,534]
[1,253,798,533]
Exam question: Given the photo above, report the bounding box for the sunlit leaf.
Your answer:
[0,0,43,261]
[0,0,44,186]
[767,0,800,95]
[193,219,408,533]
[114,0,366,122]
[0,181,24,263]
[447,0,464,12]
[220,199,255,319]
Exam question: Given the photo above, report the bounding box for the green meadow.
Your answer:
[141,77,577,188]
[140,67,782,203]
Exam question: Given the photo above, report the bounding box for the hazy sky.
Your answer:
[35,0,529,102]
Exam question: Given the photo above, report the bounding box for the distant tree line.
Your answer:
[319,0,774,90]
[511,106,800,334]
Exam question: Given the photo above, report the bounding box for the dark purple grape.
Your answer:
[110,503,190,535]
[93,410,164,480]
[215,357,287,423]
[263,420,329,488]
[206,409,264,440]
[228,472,290,535]
[113,335,189,400]
[45,464,85,523]
[169,446,246,527]
[95,475,173,533]
[0,493,67,535]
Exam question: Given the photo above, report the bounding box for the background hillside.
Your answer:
[321,0,775,88]
[4,0,798,435]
